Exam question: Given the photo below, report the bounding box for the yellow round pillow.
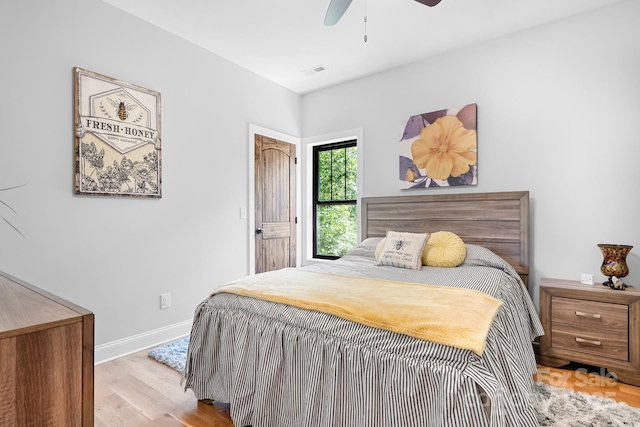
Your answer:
[422,231,466,267]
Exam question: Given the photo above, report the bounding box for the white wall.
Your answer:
[0,0,301,360]
[2,0,638,361]
[301,0,640,307]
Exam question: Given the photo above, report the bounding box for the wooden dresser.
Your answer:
[0,270,94,426]
[539,277,640,386]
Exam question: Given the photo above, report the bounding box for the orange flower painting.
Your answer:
[399,104,477,189]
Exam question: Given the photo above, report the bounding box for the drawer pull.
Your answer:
[575,337,602,346]
[575,311,601,319]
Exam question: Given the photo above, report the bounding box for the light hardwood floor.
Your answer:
[95,348,640,426]
[95,349,233,427]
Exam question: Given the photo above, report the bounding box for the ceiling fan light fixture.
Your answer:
[324,0,353,26]
[325,0,442,28]
[414,0,442,6]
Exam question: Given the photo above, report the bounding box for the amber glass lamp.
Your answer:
[598,244,633,289]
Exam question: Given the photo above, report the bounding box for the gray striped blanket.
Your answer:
[183,242,544,427]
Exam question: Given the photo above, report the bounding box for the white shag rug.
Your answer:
[149,338,640,426]
[531,381,640,426]
[148,336,189,373]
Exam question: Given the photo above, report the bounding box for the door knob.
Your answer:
[255,227,264,234]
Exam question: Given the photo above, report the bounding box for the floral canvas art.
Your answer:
[399,103,477,189]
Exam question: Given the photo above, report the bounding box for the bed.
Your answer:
[182,191,544,427]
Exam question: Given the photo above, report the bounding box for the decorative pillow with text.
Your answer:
[376,230,430,270]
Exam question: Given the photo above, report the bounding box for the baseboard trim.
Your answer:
[94,319,192,365]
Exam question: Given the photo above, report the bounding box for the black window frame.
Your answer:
[312,139,357,260]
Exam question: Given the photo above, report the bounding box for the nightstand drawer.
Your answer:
[551,297,628,330]
[551,323,628,361]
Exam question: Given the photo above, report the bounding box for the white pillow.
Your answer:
[376,230,430,270]
[358,237,384,251]
[375,237,386,261]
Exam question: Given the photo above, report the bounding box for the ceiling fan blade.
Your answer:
[414,0,442,6]
[324,0,353,26]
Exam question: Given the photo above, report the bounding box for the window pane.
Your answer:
[346,146,357,200]
[331,148,346,201]
[316,204,357,257]
[318,150,332,201]
[313,140,357,260]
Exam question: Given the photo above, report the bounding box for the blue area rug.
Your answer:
[149,337,640,425]
[148,336,189,373]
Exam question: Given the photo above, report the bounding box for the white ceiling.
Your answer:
[101,0,623,94]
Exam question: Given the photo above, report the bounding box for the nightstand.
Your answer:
[539,277,640,386]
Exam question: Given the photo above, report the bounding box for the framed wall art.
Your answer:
[74,67,161,197]
[399,103,477,190]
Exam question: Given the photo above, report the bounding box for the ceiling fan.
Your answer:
[324,0,442,26]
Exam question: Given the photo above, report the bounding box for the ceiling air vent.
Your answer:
[302,65,327,76]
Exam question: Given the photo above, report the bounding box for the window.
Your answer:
[313,140,357,259]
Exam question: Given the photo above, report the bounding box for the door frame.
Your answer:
[248,124,301,275]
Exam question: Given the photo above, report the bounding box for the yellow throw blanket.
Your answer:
[212,268,503,356]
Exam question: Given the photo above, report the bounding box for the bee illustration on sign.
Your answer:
[393,239,407,251]
[107,98,137,121]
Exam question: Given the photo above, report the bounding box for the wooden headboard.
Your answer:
[361,191,530,287]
